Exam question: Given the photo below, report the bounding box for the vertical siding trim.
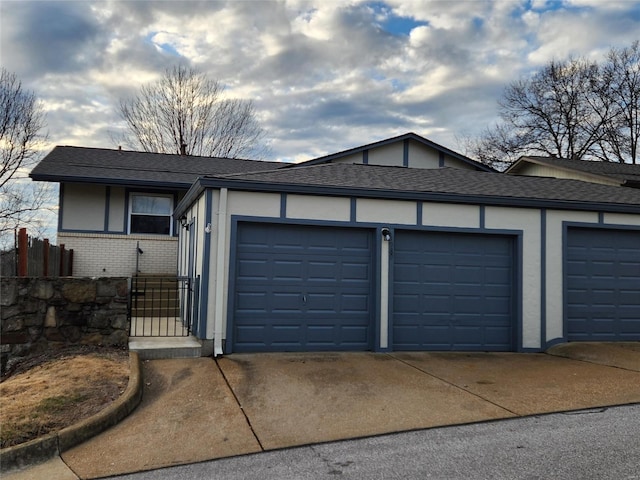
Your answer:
[479,205,486,229]
[438,152,445,167]
[363,149,369,165]
[379,231,390,350]
[598,212,604,224]
[213,188,228,356]
[58,184,65,231]
[200,189,213,341]
[350,197,357,222]
[403,140,409,167]
[104,186,111,232]
[416,202,423,226]
[280,193,287,218]
[540,209,547,348]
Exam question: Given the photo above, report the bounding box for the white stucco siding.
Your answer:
[62,184,106,231]
[407,142,439,169]
[485,207,542,349]
[368,143,404,167]
[59,232,177,277]
[108,187,126,232]
[226,191,280,217]
[286,195,350,221]
[544,210,598,342]
[603,212,640,226]
[422,203,480,228]
[356,198,416,224]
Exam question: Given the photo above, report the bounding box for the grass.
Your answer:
[0,347,129,448]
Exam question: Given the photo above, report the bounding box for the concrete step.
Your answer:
[129,336,202,360]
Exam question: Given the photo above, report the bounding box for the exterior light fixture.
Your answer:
[381,227,391,241]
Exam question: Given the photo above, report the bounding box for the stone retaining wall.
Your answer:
[1,277,129,374]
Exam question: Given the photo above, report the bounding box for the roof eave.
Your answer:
[192,177,640,215]
[29,173,193,189]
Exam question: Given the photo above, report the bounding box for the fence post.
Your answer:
[17,228,28,277]
[59,244,65,277]
[43,238,50,276]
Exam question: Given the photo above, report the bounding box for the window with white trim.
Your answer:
[129,193,173,235]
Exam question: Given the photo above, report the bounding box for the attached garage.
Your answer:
[566,227,640,341]
[393,231,516,351]
[231,222,375,352]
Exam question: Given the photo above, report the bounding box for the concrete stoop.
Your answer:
[128,336,202,360]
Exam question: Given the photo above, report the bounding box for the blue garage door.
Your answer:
[566,228,640,341]
[393,231,515,351]
[232,223,374,352]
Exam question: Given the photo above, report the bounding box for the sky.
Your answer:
[1,0,640,164]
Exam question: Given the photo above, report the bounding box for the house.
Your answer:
[31,135,640,357]
[505,156,640,188]
[29,146,283,277]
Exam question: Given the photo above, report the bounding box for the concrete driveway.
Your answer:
[12,343,640,480]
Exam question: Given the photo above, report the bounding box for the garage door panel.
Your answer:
[393,231,514,351]
[566,228,640,341]
[233,223,373,352]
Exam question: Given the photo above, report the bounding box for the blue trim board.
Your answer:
[540,209,547,349]
[479,205,486,229]
[58,184,64,231]
[198,189,213,340]
[363,150,369,165]
[350,197,357,223]
[225,218,241,352]
[416,202,423,226]
[598,211,604,224]
[403,140,409,167]
[104,186,111,232]
[280,193,287,218]
[515,232,524,352]
[438,152,445,168]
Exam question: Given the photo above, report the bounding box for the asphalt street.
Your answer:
[107,403,640,480]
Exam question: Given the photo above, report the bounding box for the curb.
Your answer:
[0,351,143,473]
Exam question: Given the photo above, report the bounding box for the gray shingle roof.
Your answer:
[206,163,640,207]
[515,156,640,185]
[30,146,284,188]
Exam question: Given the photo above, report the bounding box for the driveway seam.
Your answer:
[544,352,640,373]
[386,353,521,417]
[214,358,265,452]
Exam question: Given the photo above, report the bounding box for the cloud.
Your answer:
[0,0,638,165]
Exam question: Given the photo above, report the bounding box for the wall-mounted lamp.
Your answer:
[381,227,391,241]
[179,214,189,229]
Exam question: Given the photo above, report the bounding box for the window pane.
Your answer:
[132,195,171,215]
[131,215,171,235]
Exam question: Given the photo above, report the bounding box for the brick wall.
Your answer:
[1,277,129,375]
[58,233,178,277]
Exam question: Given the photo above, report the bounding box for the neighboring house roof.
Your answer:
[506,156,640,187]
[178,163,640,214]
[30,146,284,188]
[288,132,493,172]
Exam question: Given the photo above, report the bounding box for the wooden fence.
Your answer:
[0,228,73,277]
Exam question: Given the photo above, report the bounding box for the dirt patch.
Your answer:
[0,346,129,448]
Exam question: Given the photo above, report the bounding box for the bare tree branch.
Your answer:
[0,68,51,239]
[117,66,268,159]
